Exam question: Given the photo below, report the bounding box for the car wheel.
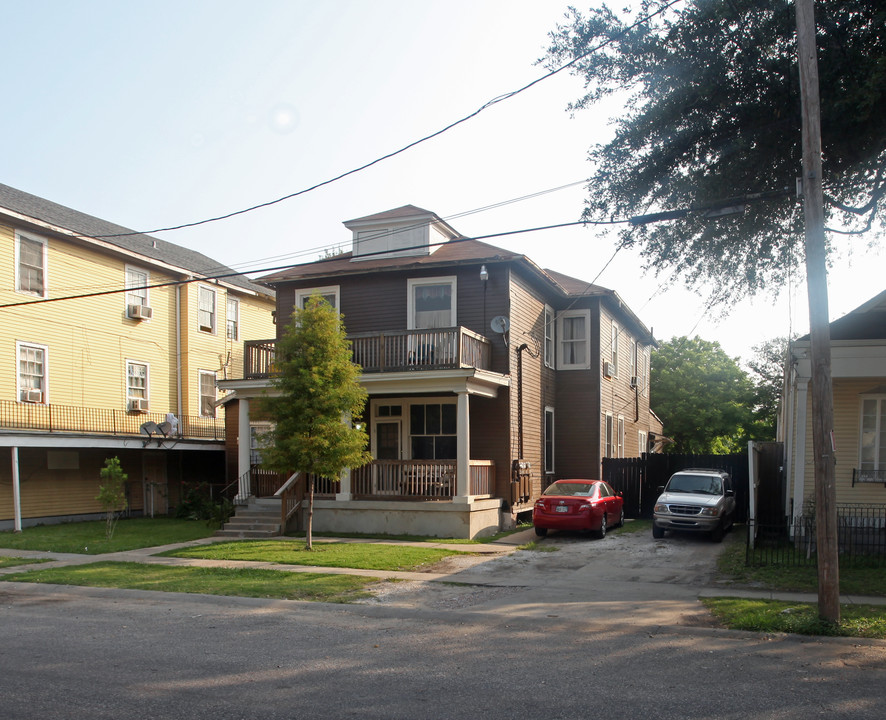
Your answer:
[711,522,725,543]
[594,513,607,539]
[535,526,548,538]
[652,524,665,539]
[617,508,625,528]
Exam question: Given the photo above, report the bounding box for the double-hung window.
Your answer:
[126,267,149,310]
[410,402,456,459]
[544,306,554,368]
[18,342,48,403]
[407,277,456,329]
[198,286,216,333]
[557,310,590,370]
[226,296,240,340]
[859,395,886,481]
[16,231,47,297]
[610,321,620,377]
[604,413,614,458]
[544,407,555,473]
[126,361,149,409]
[295,285,339,311]
[199,370,217,418]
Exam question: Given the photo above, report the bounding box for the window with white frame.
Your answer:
[16,231,47,297]
[250,423,273,465]
[199,370,217,417]
[17,342,48,403]
[295,285,339,311]
[859,395,886,479]
[544,407,555,473]
[407,277,456,329]
[639,430,648,456]
[544,306,554,368]
[631,339,638,382]
[125,266,149,310]
[610,321,620,377]
[226,296,240,340]
[198,286,216,333]
[126,361,149,403]
[604,413,614,458]
[557,310,590,369]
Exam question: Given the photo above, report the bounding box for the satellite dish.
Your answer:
[490,315,510,334]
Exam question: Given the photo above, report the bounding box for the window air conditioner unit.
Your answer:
[630,376,639,388]
[603,361,613,378]
[23,389,43,403]
[129,398,150,413]
[128,304,153,320]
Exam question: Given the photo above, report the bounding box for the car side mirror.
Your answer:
[726,489,734,497]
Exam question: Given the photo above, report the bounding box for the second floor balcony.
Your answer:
[243,326,492,380]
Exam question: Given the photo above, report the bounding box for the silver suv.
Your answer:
[652,469,735,542]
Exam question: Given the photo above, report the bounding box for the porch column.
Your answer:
[11,447,22,533]
[455,391,470,502]
[237,397,252,501]
[336,413,353,501]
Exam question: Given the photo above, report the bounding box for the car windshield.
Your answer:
[666,474,723,495]
[544,482,597,497]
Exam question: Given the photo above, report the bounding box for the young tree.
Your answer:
[96,456,128,540]
[542,0,885,304]
[259,295,372,549]
[746,336,791,440]
[650,337,755,453]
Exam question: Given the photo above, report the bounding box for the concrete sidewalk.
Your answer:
[3,529,886,608]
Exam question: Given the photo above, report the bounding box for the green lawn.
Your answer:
[159,539,472,572]
[1,561,376,603]
[702,597,886,640]
[0,556,52,569]
[0,518,218,554]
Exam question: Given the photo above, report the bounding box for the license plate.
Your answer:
[555,506,569,513]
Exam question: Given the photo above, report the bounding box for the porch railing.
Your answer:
[0,399,224,440]
[243,327,491,379]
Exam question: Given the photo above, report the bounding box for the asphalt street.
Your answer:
[2,528,885,719]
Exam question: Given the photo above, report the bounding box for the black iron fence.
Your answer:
[747,504,886,567]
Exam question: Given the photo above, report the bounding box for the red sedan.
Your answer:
[533,480,624,539]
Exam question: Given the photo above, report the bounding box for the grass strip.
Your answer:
[0,518,217,555]
[159,539,471,571]
[702,597,886,639]
[0,556,53,569]
[716,535,886,596]
[298,524,533,544]
[1,561,377,602]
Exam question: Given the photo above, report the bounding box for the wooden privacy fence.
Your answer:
[602,453,750,522]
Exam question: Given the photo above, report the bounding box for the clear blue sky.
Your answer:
[3,0,882,362]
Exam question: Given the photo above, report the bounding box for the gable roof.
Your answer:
[826,289,886,341]
[0,183,272,297]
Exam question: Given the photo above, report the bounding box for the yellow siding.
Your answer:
[1,220,274,418]
[800,378,886,506]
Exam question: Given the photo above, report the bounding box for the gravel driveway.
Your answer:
[359,523,738,624]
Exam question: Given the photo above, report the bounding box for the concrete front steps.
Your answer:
[216,498,283,538]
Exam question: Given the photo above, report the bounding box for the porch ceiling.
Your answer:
[219,368,509,401]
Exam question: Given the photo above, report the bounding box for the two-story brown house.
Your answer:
[220,205,661,538]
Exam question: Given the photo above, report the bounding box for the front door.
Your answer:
[142,453,168,517]
[373,420,401,493]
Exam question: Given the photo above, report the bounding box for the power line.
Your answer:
[87,0,686,240]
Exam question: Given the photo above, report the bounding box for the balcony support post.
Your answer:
[237,397,252,501]
[455,391,470,503]
[11,446,22,533]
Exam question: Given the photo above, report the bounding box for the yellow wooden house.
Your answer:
[0,184,275,531]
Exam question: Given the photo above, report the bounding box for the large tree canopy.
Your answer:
[544,0,886,302]
[651,336,756,453]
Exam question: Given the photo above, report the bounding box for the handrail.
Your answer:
[275,471,304,530]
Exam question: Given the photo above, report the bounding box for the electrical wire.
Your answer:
[85,0,687,240]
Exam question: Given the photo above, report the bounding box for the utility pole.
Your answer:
[795,0,840,623]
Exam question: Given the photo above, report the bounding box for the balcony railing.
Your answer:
[0,400,225,440]
[243,326,492,380]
